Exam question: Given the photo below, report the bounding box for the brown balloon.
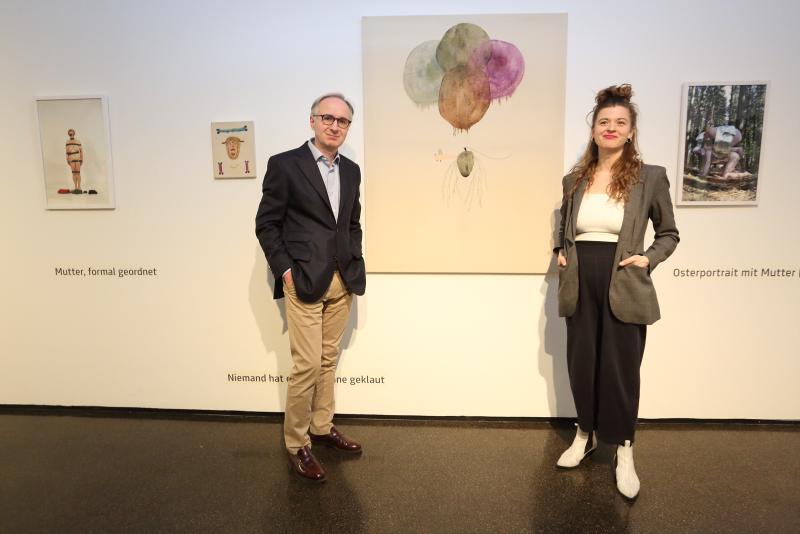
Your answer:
[438,65,491,132]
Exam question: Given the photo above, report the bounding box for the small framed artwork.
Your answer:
[211,121,256,179]
[676,82,768,206]
[35,95,115,210]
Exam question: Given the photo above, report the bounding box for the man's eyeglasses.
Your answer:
[313,114,352,129]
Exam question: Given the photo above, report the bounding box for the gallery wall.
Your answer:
[1,0,798,419]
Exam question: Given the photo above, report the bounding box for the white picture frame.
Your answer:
[676,82,769,206]
[35,95,116,210]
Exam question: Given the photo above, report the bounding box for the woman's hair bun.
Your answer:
[595,84,633,105]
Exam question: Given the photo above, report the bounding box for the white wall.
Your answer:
[1,0,798,419]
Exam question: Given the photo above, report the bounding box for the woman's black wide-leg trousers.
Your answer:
[566,241,647,444]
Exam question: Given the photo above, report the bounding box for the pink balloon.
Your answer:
[469,40,525,100]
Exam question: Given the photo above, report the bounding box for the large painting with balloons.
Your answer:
[363,14,567,273]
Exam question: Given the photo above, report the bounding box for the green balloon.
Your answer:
[435,23,491,71]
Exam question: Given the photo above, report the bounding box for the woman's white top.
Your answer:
[575,193,625,243]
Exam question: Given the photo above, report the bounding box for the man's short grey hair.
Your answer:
[311,93,354,118]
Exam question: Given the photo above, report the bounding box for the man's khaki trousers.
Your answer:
[283,271,352,454]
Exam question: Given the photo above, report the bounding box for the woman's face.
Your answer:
[592,105,633,151]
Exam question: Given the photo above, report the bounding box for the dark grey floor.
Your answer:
[1,412,798,534]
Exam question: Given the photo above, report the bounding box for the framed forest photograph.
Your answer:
[676,82,768,206]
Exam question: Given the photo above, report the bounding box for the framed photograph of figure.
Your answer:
[676,82,769,206]
[35,95,116,210]
[211,121,256,179]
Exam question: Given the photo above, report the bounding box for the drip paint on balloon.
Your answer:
[404,23,525,132]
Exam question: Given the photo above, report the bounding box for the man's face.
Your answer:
[310,97,352,154]
[224,138,241,159]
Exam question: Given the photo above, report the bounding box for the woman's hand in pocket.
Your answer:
[619,255,649,269]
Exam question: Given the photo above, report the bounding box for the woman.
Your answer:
[554,84,679,499]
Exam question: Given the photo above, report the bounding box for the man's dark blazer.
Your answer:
[255,143,366,303]
[555,164,679,325]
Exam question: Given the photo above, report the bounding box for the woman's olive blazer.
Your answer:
[555,164,679,325]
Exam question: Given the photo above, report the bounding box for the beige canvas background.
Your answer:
[363,14,567,273]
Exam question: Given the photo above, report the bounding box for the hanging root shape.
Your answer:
[442,150,487,210]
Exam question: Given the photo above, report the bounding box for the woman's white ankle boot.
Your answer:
[615,440,640,499]
[556,427,596,468]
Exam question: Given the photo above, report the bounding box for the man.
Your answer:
[255,93,366,482]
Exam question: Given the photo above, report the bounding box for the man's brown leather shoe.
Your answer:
[287,446,326,482]
[309,426,362,454]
